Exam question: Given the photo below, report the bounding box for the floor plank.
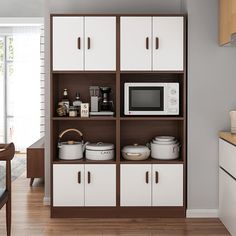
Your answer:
[0,173,230,236]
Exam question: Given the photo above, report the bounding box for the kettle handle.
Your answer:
[58,129,83,142]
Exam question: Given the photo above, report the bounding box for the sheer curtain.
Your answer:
[11,27,41,152]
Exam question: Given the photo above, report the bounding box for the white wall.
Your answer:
[186,0,236,210]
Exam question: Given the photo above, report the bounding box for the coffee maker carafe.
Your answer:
[100,87,113,112]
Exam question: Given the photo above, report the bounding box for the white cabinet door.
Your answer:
[84,164,116,206]
[219,139,236,179]
[219,168,236,236]
[53,164,84,206]
[120,164,152,206]
[120,17,152,71]
[84,17,116,71]
[53,17,84,71]
[152,164,183,206]
[152,17,184,71]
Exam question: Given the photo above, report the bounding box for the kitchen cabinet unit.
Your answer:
[53,164,85,206]
[219,136,236,236]
[84,17,116,70]
[152,164,183,206]
[53,16,116,71]
[53,164,116,207]
[219,0,236,46]
[121,164,152,206]
[50,14,187,218]
[152,17,183,71]
[84,164,116,206]
[120,16,184,71]
[120,164,183,207]
[120,17,152,71]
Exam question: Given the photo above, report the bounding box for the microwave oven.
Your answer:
[124,83,179,115]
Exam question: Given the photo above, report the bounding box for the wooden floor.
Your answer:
[0,173,230,236]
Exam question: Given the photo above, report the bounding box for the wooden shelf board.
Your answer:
[120,71,185,74]
[120,117,185,121]
[53,158,117,164]
[52,70,116,74]
[52,117,117,121]
[120,157,184,164]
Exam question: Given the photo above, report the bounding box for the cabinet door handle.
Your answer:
[87,37,91,49]
[145,171,149,184]
[155,37,159,50]
[146,37,149,50]
[87,171,91,184]
[77,171,81,184]
[155,171,159,184]
[77,37,81,49]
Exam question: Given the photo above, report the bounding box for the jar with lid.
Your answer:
[69,106,78,117]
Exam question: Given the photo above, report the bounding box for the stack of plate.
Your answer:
[151,136,181,160]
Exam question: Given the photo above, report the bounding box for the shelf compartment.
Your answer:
[120,73,184,117]
[52,73,116,117]
[120,120,185,162]
[52,120,116,163]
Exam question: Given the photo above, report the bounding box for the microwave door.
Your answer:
[128,87,164,115]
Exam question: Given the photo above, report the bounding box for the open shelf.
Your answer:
[52,120,116,163]
[52,73,116,117]
[120,119,184,162]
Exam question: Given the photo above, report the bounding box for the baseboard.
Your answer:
[43,196,51,206]
[186,209,219,218]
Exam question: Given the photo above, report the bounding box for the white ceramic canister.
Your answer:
[85,142,115,161]
[230,111,236,134]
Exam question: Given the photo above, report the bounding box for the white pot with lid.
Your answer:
[151,136,181,160]
[58,129,89,160]
[86,142,114,161]
[122,144,150,161]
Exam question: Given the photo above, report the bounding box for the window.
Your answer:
[0,26,42,152]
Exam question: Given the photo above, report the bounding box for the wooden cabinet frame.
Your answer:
[50,14,187,218]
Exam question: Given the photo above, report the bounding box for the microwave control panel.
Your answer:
[166,83,179,114]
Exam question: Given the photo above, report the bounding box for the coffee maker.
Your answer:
[89,86,114,116]
[100,87,113,112]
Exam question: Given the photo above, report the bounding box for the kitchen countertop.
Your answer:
[219,131,236,146]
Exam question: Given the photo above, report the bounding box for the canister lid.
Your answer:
[86,142,114,151]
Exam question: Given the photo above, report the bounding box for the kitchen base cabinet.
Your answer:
[53,164,116,207]
[152,164,183,206]
[120,164,152,206]
[53,164,84,207]
[85,164,116,206]
[120,164,183,207]
[219,168,236,236]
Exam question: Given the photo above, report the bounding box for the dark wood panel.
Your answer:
[51,206,186,218]
[26,149,44,178]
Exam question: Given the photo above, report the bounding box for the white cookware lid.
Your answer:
[122,144,150,153]
[152,140,179,145]
[154,136,176,142]
[60,141,82,145]
[86,142,114,151]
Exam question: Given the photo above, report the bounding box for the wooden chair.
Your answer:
[0,143,15,236]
